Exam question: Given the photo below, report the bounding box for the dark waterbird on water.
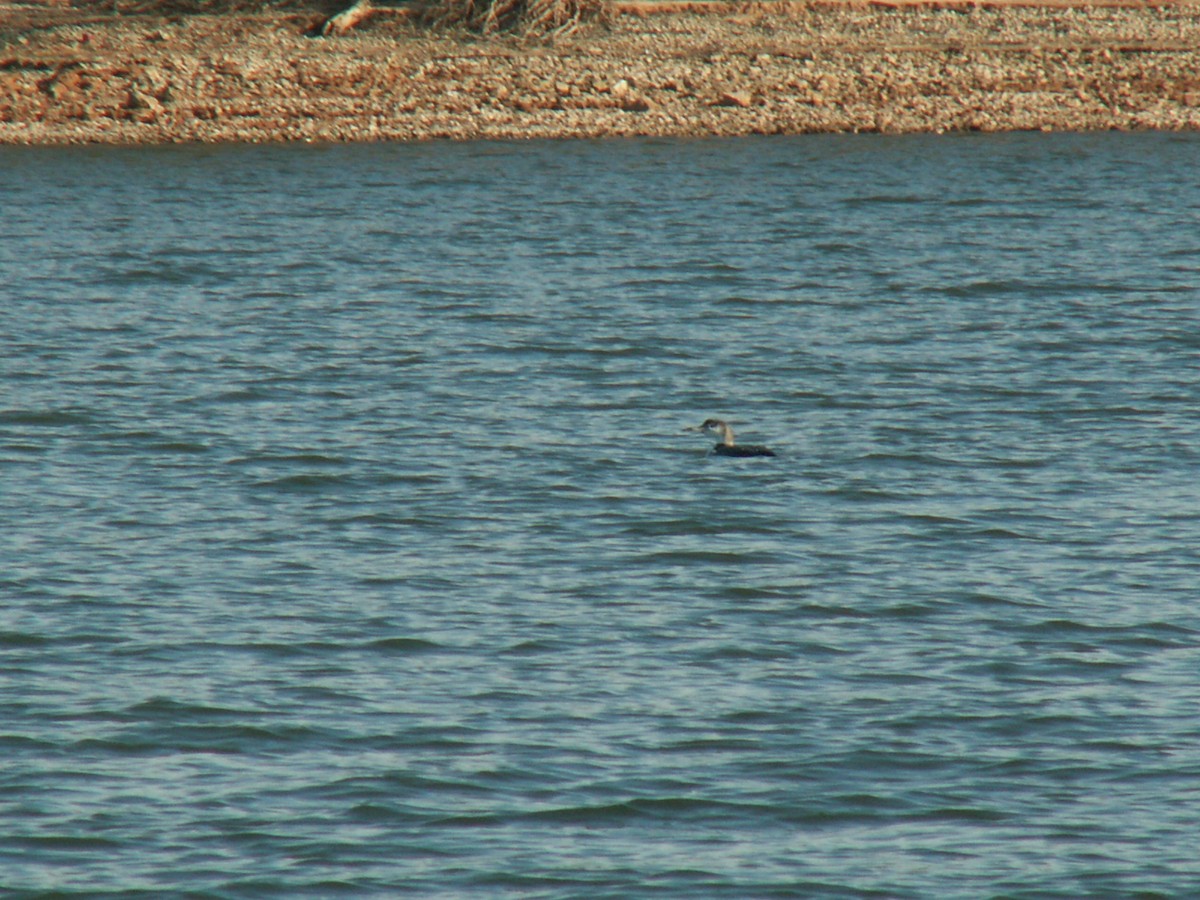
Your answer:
[686,418,777,457]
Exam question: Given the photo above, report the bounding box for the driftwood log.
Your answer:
[311,0,374,35]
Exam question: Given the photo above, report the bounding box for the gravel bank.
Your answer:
[2,1,1199,143]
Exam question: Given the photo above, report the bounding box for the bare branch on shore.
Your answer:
[417,0,609,37]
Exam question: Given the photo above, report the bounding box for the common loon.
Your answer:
[686,418,776,457]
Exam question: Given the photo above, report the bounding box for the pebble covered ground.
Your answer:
[2,1,1199,143]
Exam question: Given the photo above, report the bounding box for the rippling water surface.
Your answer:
[3,133,1200,897]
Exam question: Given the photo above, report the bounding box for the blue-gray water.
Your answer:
[3,133,1200,898]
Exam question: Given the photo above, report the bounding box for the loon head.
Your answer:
[688,418,735,446]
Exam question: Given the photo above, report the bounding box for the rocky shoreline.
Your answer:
[2,1,1199,143]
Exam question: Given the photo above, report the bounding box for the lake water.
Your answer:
[3,133,1200,898]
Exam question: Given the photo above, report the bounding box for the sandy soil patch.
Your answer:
[2,1,1199,142]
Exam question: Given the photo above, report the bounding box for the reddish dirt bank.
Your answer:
[2,0,1199,143]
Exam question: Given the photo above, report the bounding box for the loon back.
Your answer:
[713,443,776,458]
